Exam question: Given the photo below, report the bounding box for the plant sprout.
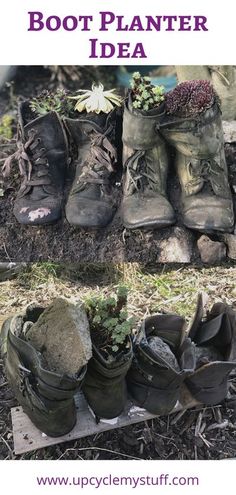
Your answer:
[130,72,165,111]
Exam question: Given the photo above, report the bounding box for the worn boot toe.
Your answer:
[122,194,175,229]
[66,196,115,228]
[182,194,234,232]
[14,197,62,225]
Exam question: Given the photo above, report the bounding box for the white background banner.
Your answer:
[0,0,235,64]
[1,459,236,494]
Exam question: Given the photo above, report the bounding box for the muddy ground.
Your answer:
[0,66,235,263]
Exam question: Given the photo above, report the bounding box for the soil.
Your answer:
[1,66,235,263]
[1,354,236,460]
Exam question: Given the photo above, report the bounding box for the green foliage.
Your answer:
[0,114,14,140]
[130,72,165,111]
[85,286,135,352]
[30,89,74,117]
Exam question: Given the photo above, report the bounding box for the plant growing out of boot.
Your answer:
[2,90,69,225]
[30,89,74,117]
[160,80,234,233]
[130,72,165,111]
[68,82,122,114]
[64,83,122,228]
[121,72,175,230]
[82,286,134,420]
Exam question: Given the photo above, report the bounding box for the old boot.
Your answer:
[126,314,194,415]
[0,306,87,437]
[82,337,133,419]
[161,81,234,232]
[121,95,175,229]
[186,294,236,405]
[2,101,68,225]
[65,111,118,228]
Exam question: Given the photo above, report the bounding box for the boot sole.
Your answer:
[123,218,176,230]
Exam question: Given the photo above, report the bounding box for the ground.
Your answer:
[1,66,235,263]
[1,262,236,460]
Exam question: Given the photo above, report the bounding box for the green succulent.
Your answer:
[130,71,165,111]
[85,286,135,353]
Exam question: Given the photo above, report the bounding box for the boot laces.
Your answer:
[125,150,159,193]
[75,125,117,191]
[2,129,50,188]
[188,159,220,188]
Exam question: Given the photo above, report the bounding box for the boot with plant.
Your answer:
[82,286,134,419]
[121,72,175,229]
[160,80,234,232]
[64,84,122,228]
[2,90,70,225]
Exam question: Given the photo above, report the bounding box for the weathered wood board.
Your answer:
[11,385,199,455]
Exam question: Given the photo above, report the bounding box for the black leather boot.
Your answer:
[65,111,118,228]
[0,306,86,437]
[3,101,69,225]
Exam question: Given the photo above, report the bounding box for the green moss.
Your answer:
[0,114,14,140]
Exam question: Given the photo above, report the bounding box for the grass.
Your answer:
[1,262,236,324]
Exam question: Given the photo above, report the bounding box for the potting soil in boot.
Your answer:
[127,314,195,415]
[25,298,92,375]
[64,84,120,228]
[0,305,87,437]
[2,101,69,225]
[161,80,234,233]
[121,79,175,229]
[186,294,236,404]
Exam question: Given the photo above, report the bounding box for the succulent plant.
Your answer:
[68,83,122,114]
[165,80,216,118]
[84,286,135,353]
[30,89,74,117]
[130,71,165,111]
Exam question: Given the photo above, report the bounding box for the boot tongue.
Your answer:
[81,112,108,128]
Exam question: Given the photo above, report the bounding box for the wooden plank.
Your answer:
[11,385,199,455]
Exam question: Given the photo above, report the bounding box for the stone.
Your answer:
[222,233,236,260]
[197,235,226,264]
[148,336,180,371]
[25,298,92,375]
[158,226,193,263]
[223,121,236,143]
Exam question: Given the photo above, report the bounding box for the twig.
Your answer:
[76,447,141,460]
[0,435,14,459]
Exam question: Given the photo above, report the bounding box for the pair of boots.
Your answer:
[0,304,133,436]
[127,295,236,415]
[122,93,234,232]
[3,102,117,228]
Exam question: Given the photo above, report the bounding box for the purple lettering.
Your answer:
[28,11,44,31]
